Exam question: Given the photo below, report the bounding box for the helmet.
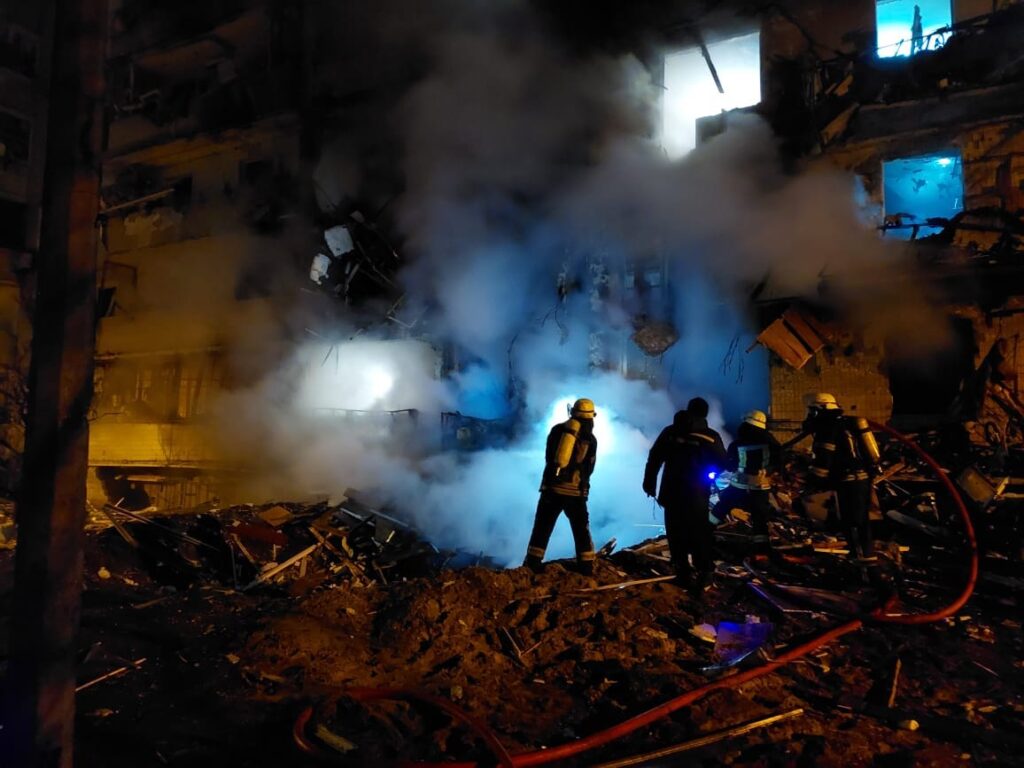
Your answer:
[805,392,840,411]
[570,398,596,420]
[743,409,768,429]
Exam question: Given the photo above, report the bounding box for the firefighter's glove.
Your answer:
[643,479,657,498]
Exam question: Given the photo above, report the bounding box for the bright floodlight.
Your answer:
[883,152,963,239]
[876,0,951,58]
[662,31,761,158]
[298,340,436,412]
[367,367,394,400]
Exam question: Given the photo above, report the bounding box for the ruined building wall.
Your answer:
[87,0,309,508]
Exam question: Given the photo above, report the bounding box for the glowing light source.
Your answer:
[876,0,951,59]
[662,31,761,158]
[367,367,394,400]
[297,340,436,412]
[707,471,717,480]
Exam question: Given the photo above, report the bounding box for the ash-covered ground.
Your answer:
[0,494,1021,767]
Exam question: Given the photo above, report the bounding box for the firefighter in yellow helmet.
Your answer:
[801,393,881,557]
[714,409,779,556]
[524,398,598,575]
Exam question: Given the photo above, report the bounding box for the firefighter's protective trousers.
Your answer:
[525,492,596,570]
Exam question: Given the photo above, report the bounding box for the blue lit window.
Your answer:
[882,153,963,239]
[876,0,951,58]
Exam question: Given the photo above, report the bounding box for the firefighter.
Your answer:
[524,398,599,575]
[801,393,881,558]
[643,397,727,595]
[715,409,779,555]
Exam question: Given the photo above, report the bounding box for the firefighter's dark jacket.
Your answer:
[644,411,727,505]
[726,423,780,491]
[805,411,871,484]
[540,420,598,498]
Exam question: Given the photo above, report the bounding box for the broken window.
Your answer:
[177,355,222,419]
[662,31,761,158]
[882,152,963,239]
[876,0,951,58]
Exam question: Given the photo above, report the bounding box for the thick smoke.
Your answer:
[209,0,946,564]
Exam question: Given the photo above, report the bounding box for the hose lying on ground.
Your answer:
[294,422,978,766]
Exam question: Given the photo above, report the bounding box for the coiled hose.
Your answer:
[294,421,978,766]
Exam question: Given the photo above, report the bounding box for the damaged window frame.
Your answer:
[874,0,953,59]
[880,150,964,240]
[661,26,763,157]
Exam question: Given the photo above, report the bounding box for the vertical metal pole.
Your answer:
[3,0,107,765]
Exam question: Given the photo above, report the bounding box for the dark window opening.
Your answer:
[0,22,37,78]
[0,198,27,250]
[0,110,31,170]
[887,317,975,416]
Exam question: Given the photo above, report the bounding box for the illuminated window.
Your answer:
[882,152,963,239]
[662,31,761,158]
[876,0,951,58]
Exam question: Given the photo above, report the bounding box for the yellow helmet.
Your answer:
[743,409,768,429]
[570,398,596,420]
[805,392,840,410]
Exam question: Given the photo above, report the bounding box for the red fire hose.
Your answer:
[867,420,977,624]
[295,422,978,766]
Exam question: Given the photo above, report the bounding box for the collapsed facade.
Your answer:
[750,1,1024,448]
[1,0,1024,509]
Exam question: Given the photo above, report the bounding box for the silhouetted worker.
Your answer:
[643,397,726,595]
[715,409,779,555]
[524,398,598,575]
[801,393,881,558]
[911,4,924,55]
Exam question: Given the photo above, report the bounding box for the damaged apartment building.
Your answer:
[89,0,313,509]
[742,0,1024,448]
[4,0,1024,507]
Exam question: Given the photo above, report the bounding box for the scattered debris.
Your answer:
[591,708,806,768]
[705,618,772,672]
[887,657,902,708]
[690,624,717,643]
[76,658,147,693]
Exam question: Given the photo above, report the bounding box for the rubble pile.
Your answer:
[82,495,453,595]
[1,431,1022,766]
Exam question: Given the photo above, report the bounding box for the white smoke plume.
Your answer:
[208,0,945,564]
